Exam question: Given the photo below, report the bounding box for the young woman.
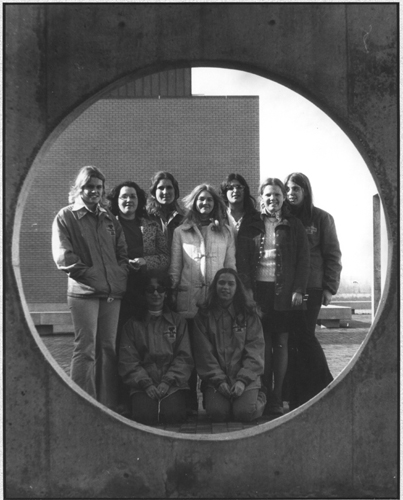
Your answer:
[52,166,129,410]
[118,272,194,425]
[284,172,342,408]
[193,268,266,422]
[147,171,184,250]
[219,173,258,237]
[108,181,169,327]
[236,177,310,416]
[169,183,236,413]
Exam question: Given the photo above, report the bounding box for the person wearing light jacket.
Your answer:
[52,166,129,410]
[193,268,266,422]
[118,271,194,425]
[284,172,342,409]
[169,183,236,414]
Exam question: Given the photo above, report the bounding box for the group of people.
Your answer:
[52,166,342,425]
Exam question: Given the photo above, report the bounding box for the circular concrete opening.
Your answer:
[12,65,388,435]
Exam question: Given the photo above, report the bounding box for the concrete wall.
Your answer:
[5,4,397,498]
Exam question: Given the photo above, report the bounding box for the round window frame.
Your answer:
[11,62,392,440]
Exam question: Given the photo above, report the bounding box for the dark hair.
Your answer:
[133,270,173,321]
[199,268,257,316]
[182,184,228,231]
[258,177,291,216]
[146,171,181,216]
[219,173,257,214]
[68,166,106,205]
[107,181,147,218]
[284,172,314,222]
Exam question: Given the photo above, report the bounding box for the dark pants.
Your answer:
[288,288,334,410]
[204,387,266,422]
[130,390,187,425]
[255,282,290,401]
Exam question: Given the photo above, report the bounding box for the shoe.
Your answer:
[268,403,284,416]
[264,394,284,416]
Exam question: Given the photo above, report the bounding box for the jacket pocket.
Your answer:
[111,265,129,297]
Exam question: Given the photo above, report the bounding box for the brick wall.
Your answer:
[19,96,259,305]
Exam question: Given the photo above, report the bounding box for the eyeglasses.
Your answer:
[145,285,166,294]
[119,195,137,200]
[227,184,245,191]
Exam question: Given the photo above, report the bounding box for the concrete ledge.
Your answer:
[317,305,352,328]
[332,301,371,313]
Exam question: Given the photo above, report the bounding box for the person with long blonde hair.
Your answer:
[169,183,236,414]
[52,166,129,411]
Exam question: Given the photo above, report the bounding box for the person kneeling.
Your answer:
[118,271,194,425]
[193,268,266,422]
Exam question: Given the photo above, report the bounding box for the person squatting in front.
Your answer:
[193,268,266,423]
[118,271,194,425]
[52,166,129,411]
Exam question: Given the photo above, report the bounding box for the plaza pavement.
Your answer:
[40,314,371,434]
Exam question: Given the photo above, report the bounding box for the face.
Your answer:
[155,179,175,206]
[262,184,285,213]
[196,190,214,218]
[118,186,138,219]
[286,181,305,207]
[216,273,237,306]
[145,278,166,311]
[81,177,104,210]
[226,180,245,205]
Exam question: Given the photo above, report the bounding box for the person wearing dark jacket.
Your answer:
[193,268,266,422]
[284,172,342,408]
[236,177,310,416]
[52,166,129,410]
[219,173,259,238]
[118,271,194,425]
[146,171,185,251]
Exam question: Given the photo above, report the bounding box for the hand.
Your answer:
[217,382,231,399]
[291,292,303,307]
[129,258,146,271]
[157,382,170,398]
[322,289,333,306]
[145,385,159,400]
[230,381,246,398]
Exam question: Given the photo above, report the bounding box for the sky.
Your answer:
[192,68,387,292]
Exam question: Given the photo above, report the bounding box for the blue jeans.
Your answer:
[68,296,121,410]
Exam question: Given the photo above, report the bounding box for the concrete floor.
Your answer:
[40,314,370,434]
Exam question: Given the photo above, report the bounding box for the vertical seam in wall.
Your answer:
[344,5,351,121]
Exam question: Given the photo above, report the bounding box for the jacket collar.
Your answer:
[145,307,177,326]
[72,199,109,220]
[212,302,237,321]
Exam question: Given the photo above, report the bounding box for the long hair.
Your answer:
[132,270,173,321]
[219,173,257,214]
[199,268,257,317]
[146,171,182,216]
[182,184,228,231]
[107,181,147,218]
[284,172,314,222]
[68,166,106,205]
[258,177,291,216]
